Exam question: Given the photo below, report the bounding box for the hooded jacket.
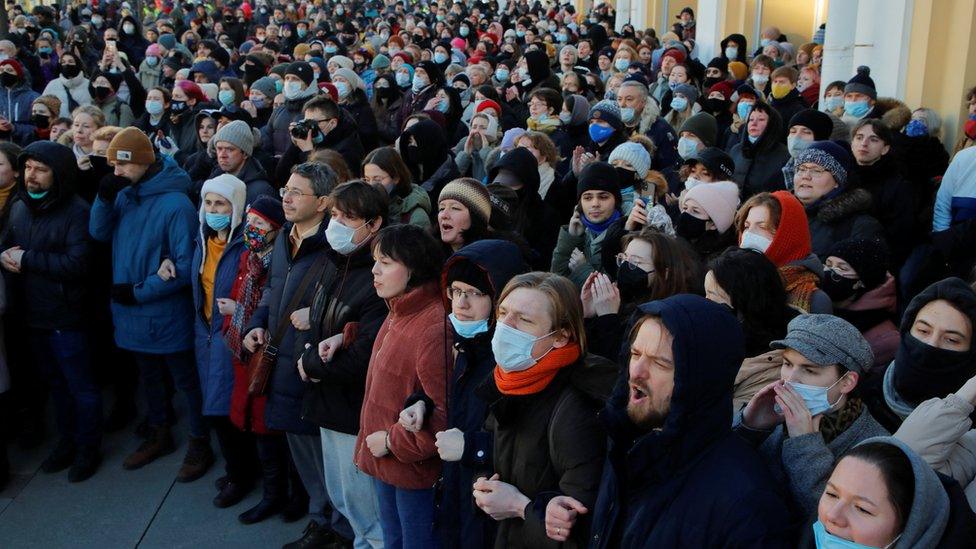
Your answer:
[0,77,40,146]
[399,119,460,201]
[89,156,198,354]
[729,107,790,199]
[117,16,150,67]
[206,156,276,207]
[489,147,559,267]
[3,142,90,330]
[437,240,525,549]
[389,184,432,228]
[805,187,885,259]
[589,296,795,548]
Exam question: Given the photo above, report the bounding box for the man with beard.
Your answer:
[543,295,795,547]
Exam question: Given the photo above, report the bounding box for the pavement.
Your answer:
[0,404,303,549]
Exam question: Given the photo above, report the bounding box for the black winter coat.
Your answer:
[805,187,886,259]
[298,244,388,435]
[588,297,796,548]
[245,221,330,435]
[770,89,807,141]
[341,92,378,153]
[729,121,790,199]
[854,155,918,267]
[204,156,276,206]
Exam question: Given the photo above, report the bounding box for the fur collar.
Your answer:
[815,187,874,224]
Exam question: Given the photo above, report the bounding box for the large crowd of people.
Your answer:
[1,0,976,547]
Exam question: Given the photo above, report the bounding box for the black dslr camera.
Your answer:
[290,119,325,145]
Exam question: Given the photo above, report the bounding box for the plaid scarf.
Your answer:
[820,397,863,444]
[225,249,273,360]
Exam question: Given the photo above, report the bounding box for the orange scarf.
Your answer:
[494,343,581,396]
[780,265,819,313]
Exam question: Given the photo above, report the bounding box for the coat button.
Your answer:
[476,450,484,458]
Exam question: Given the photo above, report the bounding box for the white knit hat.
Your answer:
[608,141,651,178]
[682,181,740,233]
[213,120,255,156]
[332,67,365,92]
[198,173,247,269]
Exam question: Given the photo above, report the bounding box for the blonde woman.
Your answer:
[66,105,106,159]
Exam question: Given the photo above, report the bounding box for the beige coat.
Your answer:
[895,394,976,510]
[733,349,782,413]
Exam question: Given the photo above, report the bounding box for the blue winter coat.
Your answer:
[588,296,797,548]
[89,156,198,354]
[0,79,40,145]
[245,221,330,435]
[191,226,245,416]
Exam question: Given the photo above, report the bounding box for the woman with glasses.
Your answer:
[583,229,703,361]
[398,239,527,549]
[790,141,884,258]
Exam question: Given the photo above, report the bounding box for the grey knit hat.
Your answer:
[673,82,700,104]
[212,120,255,156]
[608,142,651,178]
[588,99,624,131]
[678,112,718,146]
[249,76,278,100]
[771,314,874,374]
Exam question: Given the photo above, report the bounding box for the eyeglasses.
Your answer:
[279,187,317,199]
[446,287,487,301]
[796,165,829,177]
[615,253,654,272]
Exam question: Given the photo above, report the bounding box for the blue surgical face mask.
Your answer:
[275,79,284,93]
[496,69,510,82]
[205,212,232,231]
[449,313,489,339]
[284,80,303,99]
[28,190,49,200]
[335,81,351,98]
[250,96,266,109]
[145,99,164,115]
[436,99,450,113]
[787,135,812,157]
[740,231,772,253]
[812,520,899,549]
[460,27,470,37]
[412,74,428,92]
[324,45,338,54]
[844,100,871,118]
[516,30,526,38]
[325,218,369,255]
[145,55,159,67]
[218,89,235,107]
[725,46,738,59]
[491,322,554,372]
[823,96,843,112]
[614,58,630,72]
[777,374,849,416]
[396,72,411,87]
[556,33,567,43]
[677,135,699,159]
[904,119,928,137]
[670,96,688,112]
[559,112,573,125]
[737,101,753,120]
[589,123,614,143]
[434,51,448,64]
[620,107,636,124]
[747,134,760,144]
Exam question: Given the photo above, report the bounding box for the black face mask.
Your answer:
[244,64,265,85]
[61,64,81,79]
[703,77,722,89]
[704,97,730,114]
[375,86,396,101]
[821,269,860,302]
[29,113,49,129]
[0,73,17,88]
[616,260,651,297]
[614,166,638,190]
[893,333,975,405]
[90,84,112,101]
[88,154,112,180]
[676,211,708,240]
[170,100,187,113]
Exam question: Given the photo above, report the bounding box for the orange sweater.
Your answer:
[354,282,453,489]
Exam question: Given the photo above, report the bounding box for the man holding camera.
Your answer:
[274,95,365,185]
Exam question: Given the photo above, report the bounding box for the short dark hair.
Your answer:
[853,118,894,146]
[528,87,563,115]
[373,224,444,289]
[330,180,389,225]
[362,147,413,198]
[620,229,702,302]
[302,94,340,118]
[839,442,915,532]
[0,142,22,169]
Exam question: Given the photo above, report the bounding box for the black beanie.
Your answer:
[446,259,493,297]
[706,56,729,73]
[845,66,877,100]
[577,161,622,206]
[286,61,314,86]
[788,109,834,141]
[827,238,888,289]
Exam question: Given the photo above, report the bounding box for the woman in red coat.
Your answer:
[222,197,293,525]
[354,224,450,549]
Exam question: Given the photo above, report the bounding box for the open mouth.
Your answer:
[630,384,647,404]
[440,223,455,232]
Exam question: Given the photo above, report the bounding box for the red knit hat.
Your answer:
[662,47,687,65]
[0,59,24,79]
[476,99,502,116]
[393,51,413,65]
[708,81,735,101]
[764,191,812,267]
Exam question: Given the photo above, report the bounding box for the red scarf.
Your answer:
[494,343,581,396]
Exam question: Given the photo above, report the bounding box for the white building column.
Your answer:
[852,0,914,98]
[694,0,725,63]
[615,0,631,32]
[820,0,859,105]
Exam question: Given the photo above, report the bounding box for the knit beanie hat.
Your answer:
[788,109,833,140]
[673,82,700,104]
[439,178,492,227]
[845,66,877,100]
[762,190,812,267]
[577,161,622,207]
[333,67,366,91]
[293,43,312,60]
[683,147,735,181]
[476,99,502,116]
[446,259,493,296]
[286,61,314,86]
[158,33,177,50]
[107,127,155,165]
[608,142,651,178]
[708,80,735,100]
[199,174,247,236]
[827,238,889,290]
[683,181,740,233]
[32,95,61,119]
[727,61,748,81]
[213,120,255,156]
[735,82,760,100]
[795,141,853,187]
[499,127,526,150]
[678,113,718,146]
[146,43,162,58]
[661,47,686,64]
[249,76,278,100]
[248,196,286,228]
[371,54,391,70]
[706,56,729,74]
[589,100,624,131]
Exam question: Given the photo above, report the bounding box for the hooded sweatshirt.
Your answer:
[589,295,795,548]
[934,146,976,231]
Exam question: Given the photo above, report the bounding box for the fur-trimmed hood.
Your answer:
[812,187,874,224]
[874,97,911,131]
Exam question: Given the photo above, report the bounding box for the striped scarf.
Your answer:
[224,249,273,360]
[780,265,820,313]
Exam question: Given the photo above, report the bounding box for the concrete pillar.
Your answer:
[820,0,859,106]
[615,0,631,31]
[851,0,913,98]
[694,0,725,62]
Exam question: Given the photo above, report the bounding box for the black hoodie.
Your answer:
[3,141,91,330]
[729,104,790,199]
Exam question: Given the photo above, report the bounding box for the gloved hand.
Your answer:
[110,283,137,305]
[98,174,131,203]
[155,135,178,157]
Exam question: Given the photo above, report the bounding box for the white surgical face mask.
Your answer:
[787,135,812,158]
[491,322,555,372]
[740,231,772,253]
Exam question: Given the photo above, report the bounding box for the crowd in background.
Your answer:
[1,0,976,548]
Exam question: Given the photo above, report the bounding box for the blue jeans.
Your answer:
[133,350,208,438]
[287,431,353,539]
[321,428,383,548]
[31,329,102,448]
[373,478,440,549]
